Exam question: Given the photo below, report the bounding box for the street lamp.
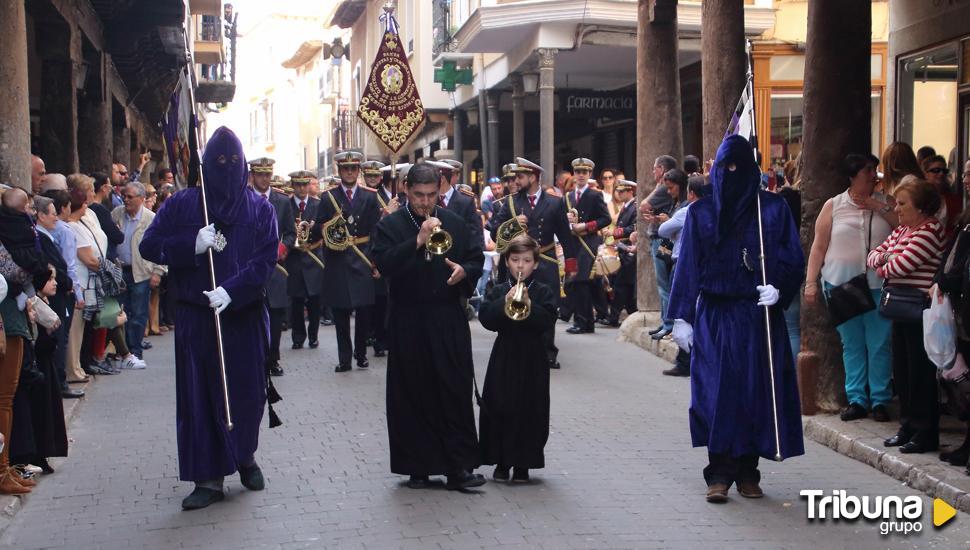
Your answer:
[521,73,539,94]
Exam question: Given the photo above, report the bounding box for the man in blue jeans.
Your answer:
[642,155,678,340]
[112,182,166,362]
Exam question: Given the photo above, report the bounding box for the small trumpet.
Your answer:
[505,271,531,320]
[295,219,312,248]
[425,224,453,260]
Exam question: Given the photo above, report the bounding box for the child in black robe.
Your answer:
[478,235,557,483]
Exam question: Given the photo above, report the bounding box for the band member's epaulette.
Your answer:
[459,187,476,199]
[358,185,376,192]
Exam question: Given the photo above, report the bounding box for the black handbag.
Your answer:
[823,212,876,326]
[878,285,929,322]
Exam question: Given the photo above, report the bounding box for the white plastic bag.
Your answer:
[924,291,956,370]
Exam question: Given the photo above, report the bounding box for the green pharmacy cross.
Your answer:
[434,60,473,92]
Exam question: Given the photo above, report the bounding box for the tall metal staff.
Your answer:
[182,38,233,431]
[726,40,781,461]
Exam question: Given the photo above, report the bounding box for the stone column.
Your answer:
[634,0,682,312]
[452,108,465,178]
[0,1,31,191]
[701,0,746,162]
[486,91,501,179]
[39,30,79,174]
[537,48,556,187]
[77,97,113,174]
[510,73,525,159]
[477,88,490,184]
[800,1,871,413]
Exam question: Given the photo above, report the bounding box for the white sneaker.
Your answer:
[122,356,147,370]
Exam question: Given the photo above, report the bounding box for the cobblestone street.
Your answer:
[3,319,969,549]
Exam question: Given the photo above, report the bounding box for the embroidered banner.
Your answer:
[356,8,425,153]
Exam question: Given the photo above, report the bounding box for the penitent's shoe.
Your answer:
[239,463,265,491]
[446,471,486,490]
[736,481,764,498]
[181,487,224,510]
[705,483,729,503]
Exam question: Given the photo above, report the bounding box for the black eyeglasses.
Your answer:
[123,194,141,200]
[928,167,949,175]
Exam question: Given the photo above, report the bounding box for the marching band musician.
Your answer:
[285,171,323,350]
[140,127,277,510]
[312,151,383,372]
[478,234,557,483]
[489,157,574,369]
[249,157,295,377]
[563,157,611,335]
[362,160,390,357]
[605,179,638,327]
[427,160,482,245]
[371,162,486,491]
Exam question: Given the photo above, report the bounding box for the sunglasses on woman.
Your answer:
[927,167,949,175]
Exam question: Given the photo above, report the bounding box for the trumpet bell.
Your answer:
[426,225,453,255]
[504,271,531,320]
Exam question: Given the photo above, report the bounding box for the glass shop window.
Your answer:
[898,44,960,168]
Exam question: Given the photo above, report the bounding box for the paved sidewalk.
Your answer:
[2,319,969,549]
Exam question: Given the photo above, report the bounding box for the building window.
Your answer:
[403,0,414,54]
[897,43,959,164]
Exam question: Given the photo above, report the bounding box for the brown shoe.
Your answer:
[737,481,764,498]
[0,472,31,495]
[706,483,729,503]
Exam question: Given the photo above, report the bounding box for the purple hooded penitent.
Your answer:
[140,126,279,481]
[667,135,806,461]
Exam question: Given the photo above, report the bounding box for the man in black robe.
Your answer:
[372,162,486,491]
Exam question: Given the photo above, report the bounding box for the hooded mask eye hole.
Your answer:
[217,155,227,165]
[231,154,239,164]
[727,163,737,172]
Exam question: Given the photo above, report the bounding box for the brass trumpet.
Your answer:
[504,271,531,320]
[294,218,326,270]
[425,224,453,260]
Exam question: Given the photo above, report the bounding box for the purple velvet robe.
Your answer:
[140,127,278,482]
[668,135,805,461]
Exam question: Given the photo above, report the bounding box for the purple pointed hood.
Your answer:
[711,134,760,243]
[201,126,248,224]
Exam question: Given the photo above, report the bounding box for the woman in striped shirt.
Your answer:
[866,178,944,454]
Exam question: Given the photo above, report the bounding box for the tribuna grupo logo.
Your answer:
[801,490,957,536]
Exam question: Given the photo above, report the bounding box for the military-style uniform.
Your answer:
[607,179,638,325]
[563,157,611,334]
[428,160,482,246]
[285,170,324,348]
[362,160,390,356]
[250,157,296,374]
[312,151,383,371]
[490,157,575,366]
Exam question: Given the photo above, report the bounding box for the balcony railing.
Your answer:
[334,111,365,151]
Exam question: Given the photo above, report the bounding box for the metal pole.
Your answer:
[184,36,233,431]
[756,192,781,461]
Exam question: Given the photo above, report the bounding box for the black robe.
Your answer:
[9,327,68,464]
[372,205,484,476]
[477,279,556,469]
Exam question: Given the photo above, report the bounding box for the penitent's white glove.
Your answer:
[15,292,27,312]
[195,224,218,255]
[203,286,231,315]
[756,284,780,307]
[672,319,693,352]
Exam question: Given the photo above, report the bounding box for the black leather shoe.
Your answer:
[511,468,530,484]
[308,340,319,349]
[493,466,510,482]
[446,471,486,490]
[651,328,672,340]
[648,325,665,336]
[291,342,304,350]
[321,319,335,326]
[374,349,386,358]
[549,361,561,370]
[406,475,431,489]
[899,440,938,454]
[566,326,593,335]
[268,364,284,377]
[885,433,912,447]
[335,364,352,373]
[662,367,690,377]
[871,405,890,423]
[357,358,369,369]
[62,389,85,399]
[181,487,224,510]
[940,446,970,466]
[239,463,265,491]
[840,403,868,421]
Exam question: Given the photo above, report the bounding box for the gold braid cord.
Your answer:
[357,31,425,153]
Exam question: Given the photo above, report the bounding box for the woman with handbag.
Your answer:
[867,178,945,454]
[805,154,897,422]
